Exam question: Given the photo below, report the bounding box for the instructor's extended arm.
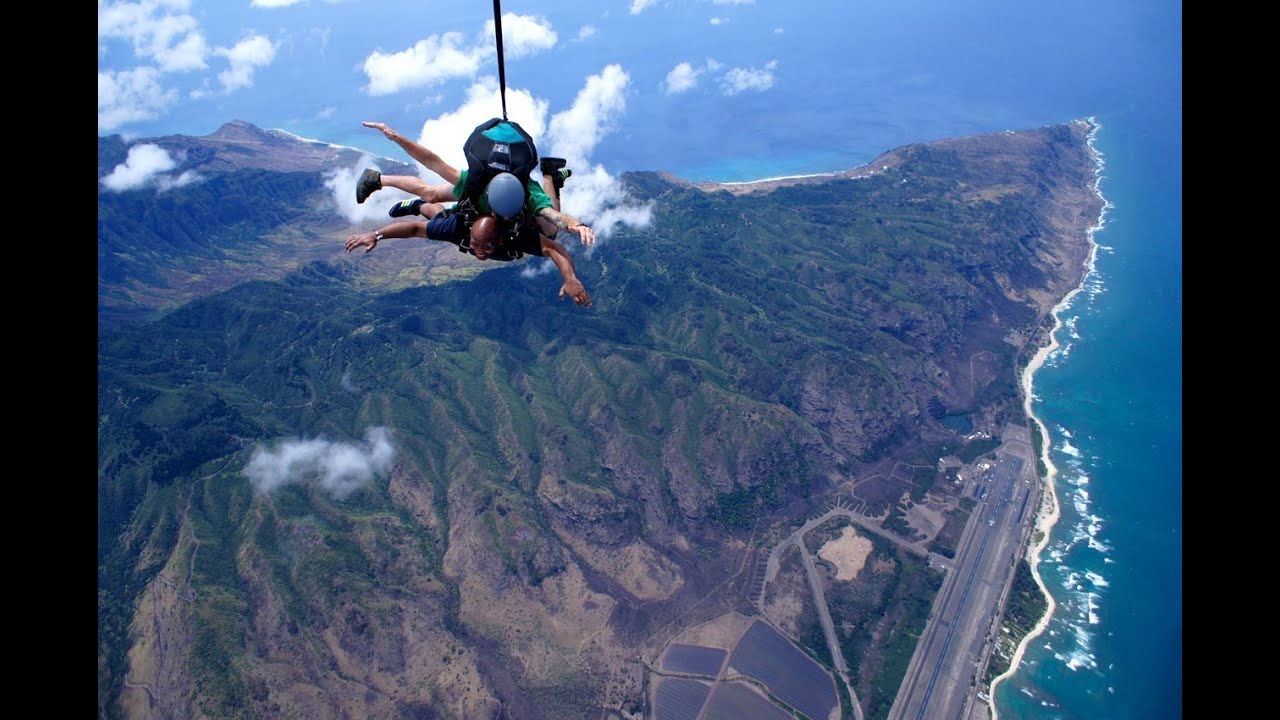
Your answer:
[362,122,461,186]
[540,236,592,307]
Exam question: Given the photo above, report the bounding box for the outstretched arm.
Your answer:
[344,220,432,254]
[363,122,462,186]
[540,236,592,307]
[536,207,596,248]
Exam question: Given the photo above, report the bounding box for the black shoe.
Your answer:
[388,198,425,218]
[540,157,566,175]
[356,168,381,204]
[541,158,572,190]
[553,168,572,190]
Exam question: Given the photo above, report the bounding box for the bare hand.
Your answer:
[573,224,596,248]
[362,121,395,140]
[345,232,378,254]
[559,278,592,307]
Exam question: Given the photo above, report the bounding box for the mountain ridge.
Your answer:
[98,119,1101,719]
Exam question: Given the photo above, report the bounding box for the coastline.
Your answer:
[717,170,844,186]
[988,117,1110,719]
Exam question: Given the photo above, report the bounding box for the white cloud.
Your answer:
[720,59,777,95]
[705,58,723,72]
[341,369,359,393]
[664,62,700,94]
[546,65,652,239]
[156,170,201,191]
[554,164,654,240]
[518,259,558,278]
[548,64,628,167]
[157,32,208,71]
[244,427,395,499]
[188,79,213,100]
[100,143,176,191]
[415,78,550,184]
[215,34,276,92]
[577,25,597,40]
[317,106,336,119]
[709,17,728,25]
[310,26,332,54]
[251,0,305,7]
[100,143,204,192]
[485,13,557,58]
[773,26,785,34]
[630,0,659,14]
[98,0,207,72]
[362,32,484,96]
[98,68,177,132]
[363,14,555,97]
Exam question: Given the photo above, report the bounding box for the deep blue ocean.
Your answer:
[987,106,1182,720]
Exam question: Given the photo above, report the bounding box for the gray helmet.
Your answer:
[485,172,525,218]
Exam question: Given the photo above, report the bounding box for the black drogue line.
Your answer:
[492,0,508,120]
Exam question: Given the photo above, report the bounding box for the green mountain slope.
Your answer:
[97,122,417,330]
[98,121,1099,719]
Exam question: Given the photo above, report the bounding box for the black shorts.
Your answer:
[425,208,466,242]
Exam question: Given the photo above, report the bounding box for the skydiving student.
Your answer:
[354,121,593,247]
[343,121,593,307]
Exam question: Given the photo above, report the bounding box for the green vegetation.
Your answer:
[527,681,602,720]
[883,503,915,540]
[818,535,945,720]
[985,560,1048,683]
[864,557,943,720]
[907,465,938,503]
[799,616,834,668]
[957,437,1001,463]
[98,123,1098,718]
[927,506,969,558]
[837,676,855,720]
[1030,422,1049,478]
[711,472,788,531]
[803,516,851,555]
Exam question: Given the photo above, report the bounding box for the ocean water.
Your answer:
[991,103,1182,719]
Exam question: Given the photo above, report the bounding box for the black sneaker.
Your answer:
[541,158,572,190]
[540,157,567,175]
[552,168,572,190]
[356,168,381,204]
[388,198,425,218]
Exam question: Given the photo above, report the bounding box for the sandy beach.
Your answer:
[988,118,1108,720]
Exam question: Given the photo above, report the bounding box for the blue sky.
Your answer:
[100,0,815,232]
[99,1,794,160]
[99,0,1180,232]
[98,0,1180,175]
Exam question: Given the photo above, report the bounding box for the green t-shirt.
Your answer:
[454,170,553,216]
